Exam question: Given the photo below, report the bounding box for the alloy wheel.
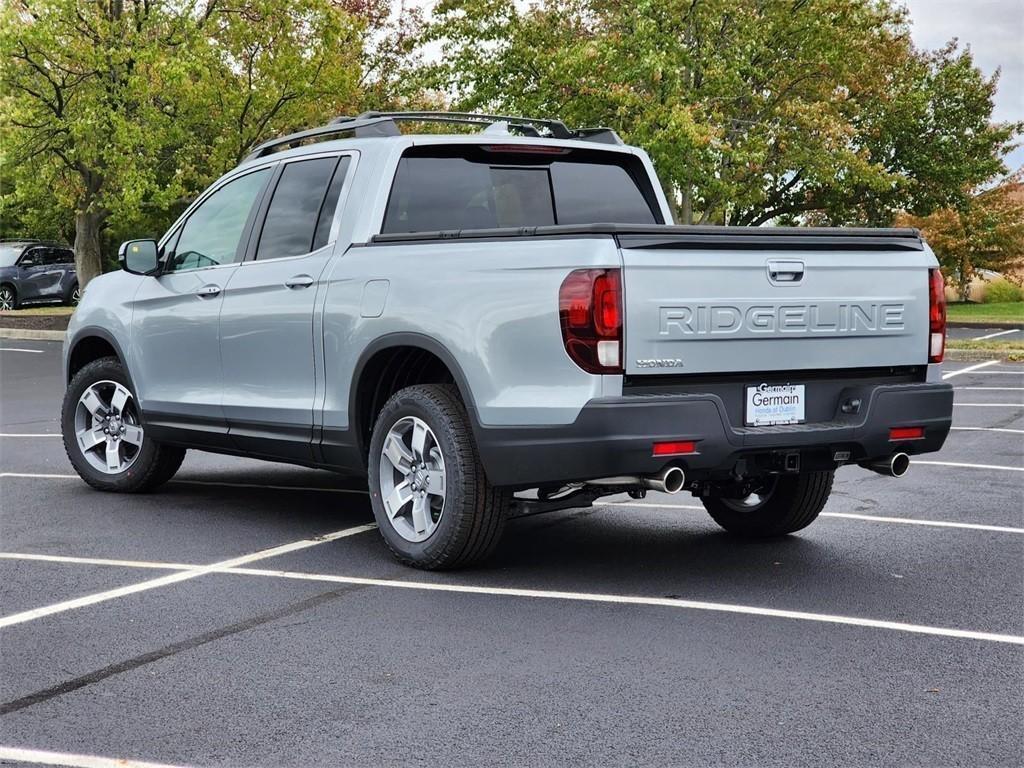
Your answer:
[74,380,144,474]
[378,416,447,542]
[0,288,14,311]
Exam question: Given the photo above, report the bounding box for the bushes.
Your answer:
[985,279,1024,303]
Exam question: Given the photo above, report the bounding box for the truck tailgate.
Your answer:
[619,228,933,376]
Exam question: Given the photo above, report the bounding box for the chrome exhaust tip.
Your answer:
[643,466,686,494]
[860,453,910,478]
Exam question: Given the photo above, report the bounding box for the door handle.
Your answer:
[285,274,315,289]
[767,260,804,283]
[196,284,221,298]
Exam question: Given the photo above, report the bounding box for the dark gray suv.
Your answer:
[0,240,79,310]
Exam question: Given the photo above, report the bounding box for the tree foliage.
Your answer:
[0,0,365,284]
[897,177,1024,300]
[421,0,1021,226]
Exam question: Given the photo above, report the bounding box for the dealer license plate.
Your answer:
[745,383,806,426]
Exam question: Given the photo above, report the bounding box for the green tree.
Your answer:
[421,0,1020,226]
[897,177,1024,300]
[0,0,363,286]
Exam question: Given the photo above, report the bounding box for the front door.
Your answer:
[17,247,61,301]
[219,154,351,461]
[131,166,273,446]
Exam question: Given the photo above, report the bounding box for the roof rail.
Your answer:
[244,111,623,162]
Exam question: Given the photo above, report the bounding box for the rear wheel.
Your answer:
[66,282,81,306]
[0,285,17,311]
[61,357,185,492]
[368,383,509,570]
[702,470,834,538]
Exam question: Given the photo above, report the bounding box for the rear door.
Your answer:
[219,153,352,461]
[620,230,933,377]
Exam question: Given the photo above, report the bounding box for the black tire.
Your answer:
[368,383,509,570]
[0,284,18,311]
[702,470,834,538]
[65,281,80,306]
[61,357,186,493]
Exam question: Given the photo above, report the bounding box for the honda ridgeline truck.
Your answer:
[61,111,953,569]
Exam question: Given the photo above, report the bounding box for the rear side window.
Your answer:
[256,156,346,260]
[382,147,659,233]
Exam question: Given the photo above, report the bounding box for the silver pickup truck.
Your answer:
[62,111,953,569]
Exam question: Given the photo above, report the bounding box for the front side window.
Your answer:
[167,168,270,272]
[255,156,348,260]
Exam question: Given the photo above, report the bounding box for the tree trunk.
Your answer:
[74,210,105,288]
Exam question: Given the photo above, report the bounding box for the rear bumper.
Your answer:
[475,382,953,487]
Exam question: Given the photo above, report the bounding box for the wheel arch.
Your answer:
[349,333,482,464]
[66,327,131,386]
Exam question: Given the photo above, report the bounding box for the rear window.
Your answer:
[382,147,660,233]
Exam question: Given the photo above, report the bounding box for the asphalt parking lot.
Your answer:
[0,340,1021,767]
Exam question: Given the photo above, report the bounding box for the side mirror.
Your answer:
[118,240,160,276]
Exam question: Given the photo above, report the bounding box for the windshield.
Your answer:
[0,245,25,268]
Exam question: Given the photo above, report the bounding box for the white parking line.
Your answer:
[0,524,376,629]
[972,329,1020,341]
[0,552,196,570]
[0,348,44,354]
[220,566,1024,645]
[950,426,1024,434]
[0,745,192,768]
[913,459,1024,472]
[942,360,1000,379]
[953,403,1022,407]
[602,501,1023,533]
[0,433,60,437]
[954,387,1024,391]
[0,551,1018,645]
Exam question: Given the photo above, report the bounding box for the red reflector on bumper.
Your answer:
[652,440,697,456]
[889,427,925,441]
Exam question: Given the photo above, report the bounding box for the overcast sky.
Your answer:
[903,0,1023,174]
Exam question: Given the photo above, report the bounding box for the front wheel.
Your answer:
[61,357,185,492]
[368,384,509,570]
[702,470,834,538]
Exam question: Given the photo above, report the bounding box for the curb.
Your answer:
[945,348,1019,363]
[0,328,66,341]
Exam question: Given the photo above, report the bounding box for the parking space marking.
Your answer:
[0,348,44,354]
[972,329,1020,341]
[953,403,1023,409]
[3,551,1017,644]
[913,459,1024,472]
[0,745,192,768]
[0,433,60,437]
[0,524,376,629]
[954,387,1024,391]
[218,566,1024,645]
[942,360,1001,379]
[0,552,196,571]
[950,426,1024,434]
[603,501,1024,533]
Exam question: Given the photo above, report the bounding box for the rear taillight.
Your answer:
[559,268,622,374]
[928,268,946,363]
